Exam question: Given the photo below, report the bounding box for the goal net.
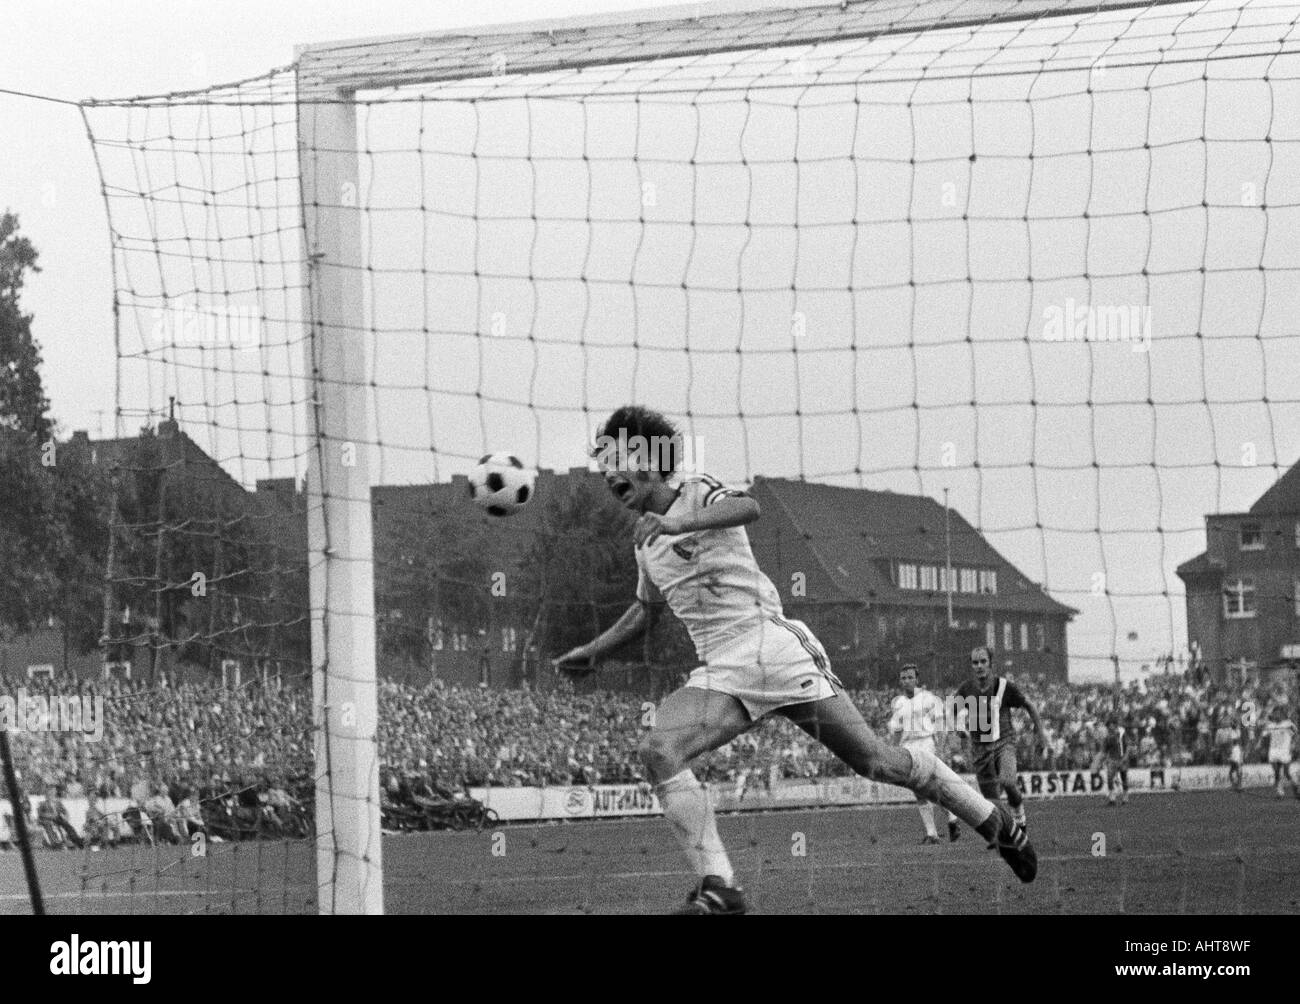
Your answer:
[68,0,1300,914]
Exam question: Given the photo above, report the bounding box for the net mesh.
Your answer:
[49,0,1300,913]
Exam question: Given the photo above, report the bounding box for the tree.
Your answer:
[515,474,696,690]
[0,212,49,441]
[376,500,495,673]
[0,212,62,639]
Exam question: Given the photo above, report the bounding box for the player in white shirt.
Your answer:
[888,665,960,844]
[1215,718,1243,791]
[553,406,1036,914]
[1260,706,1298,799]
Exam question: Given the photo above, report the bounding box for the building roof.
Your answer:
[749,476,1077,617]
[1249,458,1300,516]
[1175,550,1223,580]
[68,422,249,502]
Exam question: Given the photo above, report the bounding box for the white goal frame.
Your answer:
[292,0,1214,915]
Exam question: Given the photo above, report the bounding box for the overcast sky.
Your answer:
[7,0,1300,681]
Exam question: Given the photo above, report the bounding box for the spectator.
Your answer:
[37,786,83,849]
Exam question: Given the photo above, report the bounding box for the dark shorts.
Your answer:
[972,741,1018,797]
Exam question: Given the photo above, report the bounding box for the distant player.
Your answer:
[888,664,960,843]
[954,646,1046,832]
[1259,706,1298,799]
[554,406,1037,914]
[1101,718,1129,806]
[1215,717,1243,791]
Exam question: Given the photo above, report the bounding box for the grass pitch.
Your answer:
[4,789,1297,915]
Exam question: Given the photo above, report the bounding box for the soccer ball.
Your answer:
[468,453,534,516]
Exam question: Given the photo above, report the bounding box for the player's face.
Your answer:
[898,669,917,695]
[602,467,650,512]
[971,650,991,685]
[599,447,663,514]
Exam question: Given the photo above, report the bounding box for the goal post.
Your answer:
[297,93,383,915]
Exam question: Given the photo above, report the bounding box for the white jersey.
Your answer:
[889,689,945,746]
[635,474,783,661]
[1263,720,1295,761]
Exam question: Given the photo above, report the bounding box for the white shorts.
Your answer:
[903,737,938,756]
[685,616,842,720]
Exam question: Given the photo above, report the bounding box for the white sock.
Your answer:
[656,769,734,885]
[906,746,995,829]
[918,801,937,837]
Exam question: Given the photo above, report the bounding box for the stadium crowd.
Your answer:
[0,668,1295,847]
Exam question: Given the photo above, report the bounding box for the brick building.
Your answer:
[1,426,1077,691]
[1177,460,1300,686]
[746,477,1076,689]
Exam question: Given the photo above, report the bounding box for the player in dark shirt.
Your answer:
[954,646,1045,832]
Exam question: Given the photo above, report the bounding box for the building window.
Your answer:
[1003,622,1013,650]
[898,563,918,589]
[502,626,517,652]
[940,567,955,592]
[978,569,998,594]
[1035,623,1046,651]
[1294,578,1300,618]
[1226,657,1258,685]
[920,565,937,590]
[878,615,888,639]
[1223,578,1256,619]
[1295,521,1300,548]
[985,621,996,650]
[1240,524,1264,551]
[1020,623,1029,651]
[960,568,977,594]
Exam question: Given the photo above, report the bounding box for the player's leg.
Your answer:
[639,685,752,912]
[915,791,939,842]
[999,746,1026,826]
[1105,763,1119,805]
[906,743,940,842]
[778,694,1035,881]
[943,798,960,842]
[929,741,960,838]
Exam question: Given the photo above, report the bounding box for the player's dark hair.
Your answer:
[593,404,684,474]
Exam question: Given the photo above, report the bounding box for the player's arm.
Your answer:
[634,487,759,547]
[553,565,666,675]
[951,688,973,757]
[1009,685,1047,753]
[887,699,904,744]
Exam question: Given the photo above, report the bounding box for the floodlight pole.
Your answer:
[297,86,383,915]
